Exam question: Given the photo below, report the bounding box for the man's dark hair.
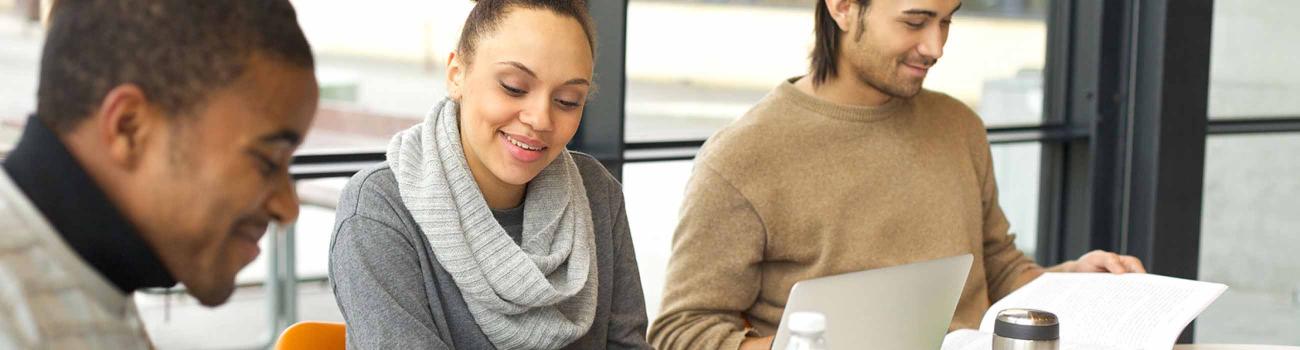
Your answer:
[811,0,870,87]
[456,0,596,67]
[37,0,315,133]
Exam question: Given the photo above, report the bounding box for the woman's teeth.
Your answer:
[506,134,543,151]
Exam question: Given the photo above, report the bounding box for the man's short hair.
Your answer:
[36,0,315,133]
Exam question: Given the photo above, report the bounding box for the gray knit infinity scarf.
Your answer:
[386,98,597,349]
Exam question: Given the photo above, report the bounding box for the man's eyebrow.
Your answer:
[902,9,938,17]
[902,2,962,17]
[258,129,302,146]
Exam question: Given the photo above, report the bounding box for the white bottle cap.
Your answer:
[788,311,826,334]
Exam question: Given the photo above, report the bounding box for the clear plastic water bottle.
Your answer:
[784,311,828,350]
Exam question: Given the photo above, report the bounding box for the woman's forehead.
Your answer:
[471,10,594,79]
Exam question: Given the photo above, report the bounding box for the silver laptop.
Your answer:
[771,254,974,349]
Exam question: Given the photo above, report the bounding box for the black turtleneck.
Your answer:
[2,116,176,293]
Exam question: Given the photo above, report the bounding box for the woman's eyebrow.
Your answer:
[496,61,537,78]
[497,61,590,86]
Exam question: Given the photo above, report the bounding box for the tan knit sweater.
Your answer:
[648,79,1045,350]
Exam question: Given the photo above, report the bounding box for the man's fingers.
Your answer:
[1103,253,1128,274]
[1120,255,1147,273]
[1075,251,1145,274]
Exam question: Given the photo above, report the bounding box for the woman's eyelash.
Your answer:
[500,82,526,95]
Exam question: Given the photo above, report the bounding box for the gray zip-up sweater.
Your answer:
[329,152,651,349]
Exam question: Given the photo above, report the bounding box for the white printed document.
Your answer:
[941,273,1227,350]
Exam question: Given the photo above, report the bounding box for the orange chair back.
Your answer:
[275,321,346,350]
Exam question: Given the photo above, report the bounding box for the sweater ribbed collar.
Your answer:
[775,77,910,123]
[386,99,597,349]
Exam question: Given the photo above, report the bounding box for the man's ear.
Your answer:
[825,0,858,32]
[446,51,466,102]
[94,84,161,170]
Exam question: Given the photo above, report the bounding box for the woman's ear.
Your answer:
[446,51,466,102]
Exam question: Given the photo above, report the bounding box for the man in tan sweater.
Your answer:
[648,0,1146,349]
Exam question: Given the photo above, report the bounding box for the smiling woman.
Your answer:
[327,1,652,349]
[447,6,595,207]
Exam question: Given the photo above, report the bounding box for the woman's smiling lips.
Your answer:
[499,130,547,163]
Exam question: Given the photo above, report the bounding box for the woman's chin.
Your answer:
[492,151,561,185]
[490,163,543,186]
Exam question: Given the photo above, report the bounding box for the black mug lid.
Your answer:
[994,309,1060,341]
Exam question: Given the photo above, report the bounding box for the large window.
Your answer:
[0,1,40,151]
[1196,133,1300,345]
[623,0,1050,143]
[623,160,693,316]
[1206,0,1300,119]
[0,1,469,154]
[991,143,1041,260]
[1195,1,1300,345]
[292,1,470,153]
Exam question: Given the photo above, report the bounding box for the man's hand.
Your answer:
[1060,250,1146,273]
[739,335,774,350]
